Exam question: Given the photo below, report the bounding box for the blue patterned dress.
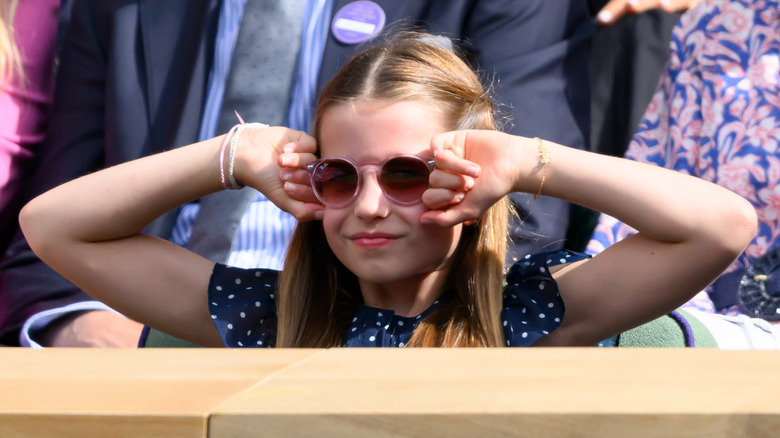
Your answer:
[207,250,589,348]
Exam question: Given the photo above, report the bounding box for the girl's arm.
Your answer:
[425,130,757,346]
[19,127,319,347]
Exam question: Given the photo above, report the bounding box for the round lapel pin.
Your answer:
[331,1,386,45]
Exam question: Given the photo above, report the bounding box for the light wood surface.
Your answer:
[1,348,778,438]
[210,348,780,438]
[0,349,316,438]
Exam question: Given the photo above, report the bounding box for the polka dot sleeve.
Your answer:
[208,264,279,348]
[502,250,590,346]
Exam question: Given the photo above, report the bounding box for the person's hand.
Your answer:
[234,126,324,222]
[421,130,523,227]
[596,0,701,25]
[37,310,144,348]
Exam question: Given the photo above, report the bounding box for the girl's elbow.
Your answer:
[723,196,758,257]
[19,197,52,259]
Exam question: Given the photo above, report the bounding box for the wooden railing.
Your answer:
[1,348,778,437]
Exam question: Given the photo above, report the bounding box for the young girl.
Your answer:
[19,33,756,348]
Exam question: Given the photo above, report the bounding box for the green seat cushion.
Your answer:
[617,310,717,348]
[142,327,202,348]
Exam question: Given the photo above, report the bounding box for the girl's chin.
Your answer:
[347,263,441,285]
[349,268,407,284]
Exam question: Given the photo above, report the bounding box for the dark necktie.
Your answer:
[217,0,306,131]
[188,0,305,263]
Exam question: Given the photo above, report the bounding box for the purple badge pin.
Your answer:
[331,1,386,45]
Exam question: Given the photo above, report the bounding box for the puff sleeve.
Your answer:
[208,264,279,347]
[502,250,590,346]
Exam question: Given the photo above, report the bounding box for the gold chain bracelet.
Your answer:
[533,137,551,200]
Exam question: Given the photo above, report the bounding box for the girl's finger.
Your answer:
[278,151,318,169]
[434,148,480,178]
[285,201,325,222]
[429,168,474,192]
[421,188,465,210]
[430,131,467,158]
[283,181,321,205]
[283,132,318,154]
[281,139,317,155]
[279,168,311,186]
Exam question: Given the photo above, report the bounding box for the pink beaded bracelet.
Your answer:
[219,115,269,190]
[219,124,242,190]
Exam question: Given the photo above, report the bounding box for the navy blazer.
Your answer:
[0,0,591,345]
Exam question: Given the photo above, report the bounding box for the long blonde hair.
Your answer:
[0,0,21,87]
[277,32,510,348]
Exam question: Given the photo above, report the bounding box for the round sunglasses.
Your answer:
[306,155,436,208]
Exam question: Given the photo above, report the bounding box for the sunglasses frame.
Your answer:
[306,155,436,208]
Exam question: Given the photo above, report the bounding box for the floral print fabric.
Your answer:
[587,0,780,316]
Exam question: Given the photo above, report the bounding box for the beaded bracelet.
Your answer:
[219,120,269,190]
[219,124,242,190]
[533,137,551,200]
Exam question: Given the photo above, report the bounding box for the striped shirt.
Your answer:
[171,0,333,270]
[20,0,334,346]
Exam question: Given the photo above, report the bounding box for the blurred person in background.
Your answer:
[589,0,780,327]
[0,0,61,256]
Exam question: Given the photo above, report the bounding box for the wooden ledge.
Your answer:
[0,348,776,437]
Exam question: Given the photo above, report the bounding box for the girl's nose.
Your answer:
[353,169,390,220]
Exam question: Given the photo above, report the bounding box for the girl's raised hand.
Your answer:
[421,130,524,227]
[234,126,324,222]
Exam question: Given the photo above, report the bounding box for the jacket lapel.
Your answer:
[138,0,218,151]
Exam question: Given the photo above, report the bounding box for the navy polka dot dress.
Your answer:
[208,250,590,348]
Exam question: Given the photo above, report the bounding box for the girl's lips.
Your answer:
[350,232,400,249]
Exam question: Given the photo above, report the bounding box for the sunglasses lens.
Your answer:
[381,157,431,204]
[312,159,359,206]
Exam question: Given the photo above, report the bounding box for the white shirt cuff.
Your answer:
[20,302,117,348]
